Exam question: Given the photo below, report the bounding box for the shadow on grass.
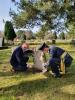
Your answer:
[0,70,34,77]
[0,67,34,77]
[0,78,52,98]
[0,73,75,98]
[0,63,75,99]
[0,71,18,77]
[0,67,46,77]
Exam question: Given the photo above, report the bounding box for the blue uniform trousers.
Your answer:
[11,63,28,72]
[49,58,61,77]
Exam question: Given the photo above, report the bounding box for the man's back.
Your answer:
[10,46,23,67]
[49,46,65,58]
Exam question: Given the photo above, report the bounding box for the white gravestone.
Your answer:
[0,38,3,47]
[33,50,47,73]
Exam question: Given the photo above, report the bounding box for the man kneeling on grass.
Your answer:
[10,43,33,72]
[39,43,73,78]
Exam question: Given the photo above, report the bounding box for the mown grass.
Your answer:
[0,45,75,100]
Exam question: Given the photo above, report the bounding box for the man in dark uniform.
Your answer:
[39,43,73,78]
[49,45,65,77]
[49,45,73,74]
[10,43,33,72]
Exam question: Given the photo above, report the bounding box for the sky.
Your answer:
[0,0,14,31]
[0,0,19,32]
[0,0,39,33]
[0,0,66,33]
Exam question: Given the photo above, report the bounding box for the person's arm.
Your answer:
[24,49,34,56]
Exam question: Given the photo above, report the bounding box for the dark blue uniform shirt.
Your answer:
[49,46,73,67]
[10,46,29,68]
[49,46,65,58]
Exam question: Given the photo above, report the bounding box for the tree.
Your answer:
[17,30,25,39]
[10,0,75,36]
[59,32,65,40]
[36,25,48,39]
[68,24,75,39]
[52,32,57,40]
[44,32,53,40]
[10,0,63,30]
[4,21,16,41]
[2,37,5,46]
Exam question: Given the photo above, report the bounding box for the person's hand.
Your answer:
[32,47,36,52]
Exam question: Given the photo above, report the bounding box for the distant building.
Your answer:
[44,32,53,40]
[24,31,35,39]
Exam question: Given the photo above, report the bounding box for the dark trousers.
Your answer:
[12,64,28,72]
[49,58,61,77]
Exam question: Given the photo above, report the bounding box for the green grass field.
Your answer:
[0,44,75,100]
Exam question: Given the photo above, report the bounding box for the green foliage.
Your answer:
[68,24,75,39]
[36,31,45,39]
[4,21,16,41]
[52,32,57,39]
[70,39,75,45]
[10,0,61,29]
[59,32,65,40]
[10,0,75,38]
[17,30,35,40]
[36,24,50,39]
[2,37,5,46]
[17,30,26,40]
[52,39,56,44]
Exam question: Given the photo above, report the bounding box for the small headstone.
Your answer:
[0,37,3,47]
[33,50,47,72]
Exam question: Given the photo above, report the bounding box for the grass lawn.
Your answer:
[0,45,75,100]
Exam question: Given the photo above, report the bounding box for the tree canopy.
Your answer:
[59,32,65,40]
[10,0,75,34]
